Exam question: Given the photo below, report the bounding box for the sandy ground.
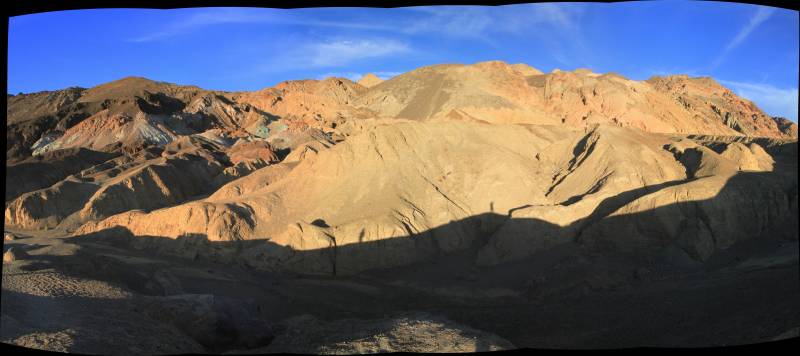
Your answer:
[2,226,798,354]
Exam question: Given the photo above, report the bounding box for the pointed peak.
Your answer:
[509,63,543,76]
[357,73,384,88]
[104,76,161,86]
[473,60,510,66]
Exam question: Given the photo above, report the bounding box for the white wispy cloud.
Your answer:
[402,6,494,42]
[710,6,776,70]
[129,5,588,65]
[129,8,396,43]
[517,4,591,67]
[259,37,411,73]
[304,39,410,67]
[131,6,588,78]
[400,4,584,46]
[129,8,269,42]
[718,79,798,121]
[399,4,591,66]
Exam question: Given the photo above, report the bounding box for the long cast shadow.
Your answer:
[4,150,796,351]
[62,156,797,277]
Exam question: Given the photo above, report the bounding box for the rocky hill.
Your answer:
[356,61,795,138]
[7,61,796,164]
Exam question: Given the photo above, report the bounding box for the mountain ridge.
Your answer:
[9,60,794,147]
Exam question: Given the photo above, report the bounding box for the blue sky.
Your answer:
[7,3,799,121]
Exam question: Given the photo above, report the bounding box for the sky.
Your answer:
[7,2,799,121]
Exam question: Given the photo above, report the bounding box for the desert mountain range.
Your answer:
[3,59,799,352]
[5,60,797,274]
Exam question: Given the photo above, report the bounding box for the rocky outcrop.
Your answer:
[5,178,102,229]
[235,77,373,132]
[4,138,240,230]
[718,142,774,171]
[510,63,544,76]
[772,117,799,138]
[6,87,87,159]
[354,61,795,138]
[75,155,226,223]
[5,148,118,202]
[663,140,739,178]
[3,247,30,263]
[226,140,279,165]
[647,75,795,139]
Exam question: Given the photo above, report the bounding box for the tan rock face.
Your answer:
[772,117,799,138]
[234,77,373,133]
[718,142,774,171]
[226,140,278,165]
[647,75,794,139]
[5,179,101,229]
[354,61,796,138]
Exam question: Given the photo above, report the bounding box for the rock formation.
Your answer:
[3,247,29,263]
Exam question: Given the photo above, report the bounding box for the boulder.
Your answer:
[3,247,30,263]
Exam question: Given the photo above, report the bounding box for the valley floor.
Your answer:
[2,225,798,353]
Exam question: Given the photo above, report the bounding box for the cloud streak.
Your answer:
[719,79,798,121]
[129,8,403,43]
[127,5,593,70]
[399,4,591,67]
[129,8,269,42]
[130,5,586,50]
[259,37,411,74]
[710,6,776,70]
[399,4,585,48]
[304,39,410,67]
